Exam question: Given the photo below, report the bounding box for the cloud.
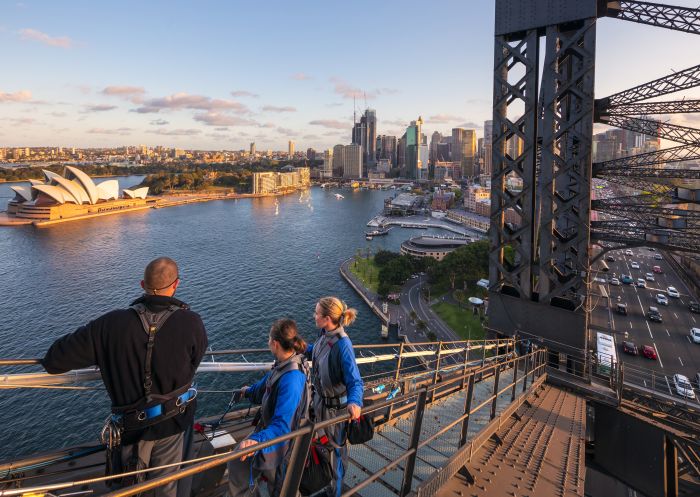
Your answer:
[206,133,230,140]
[0,90,32,102]
[135,92,249,114]
[291,72,312,81]
[428,114,465,123]
[9,117,36,125]
[456,121,482,129]
[329,78,399,100]
[83,104,117,113]
[193,112,257,127]
[150,119,169,126]
[50,111,67,117]
[309,119,348,130]
[19,28,72,48]
[102,86,146,103]
[231,90,259,98]
[303,134,320,140]
[87,127,132,135]
[326,102,344,108]
[149,128,202,136]
[277,127,296,135]
[384,119,407,126]
[262,105,296,113]
[323,130,345,136]
[258,122,275,128]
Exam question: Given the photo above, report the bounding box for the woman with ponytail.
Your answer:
[228,319,310,497]
[307,296,364,497]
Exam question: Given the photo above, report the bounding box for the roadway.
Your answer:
[590,246,700,399]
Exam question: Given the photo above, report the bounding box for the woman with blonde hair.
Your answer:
[307,296,364,497]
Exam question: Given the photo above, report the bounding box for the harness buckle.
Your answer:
[137,411,147,421]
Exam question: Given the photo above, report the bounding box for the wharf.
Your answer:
[367,214,484,238]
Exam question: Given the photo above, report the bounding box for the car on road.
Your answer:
[647,306,663,322]
[641,345,657,360]
[630,261,640,269]
[653,265,663,274]
[621,275,634,285]
[673,374,696,399]
[605,255,616,262]
[622,341,638,355]
[691,327,700,344]
[616,303,628,315]
[610,277,620,286]
[625,249,633,256]
[636,278,646,288]
[656,294,669,306]
[654,253,663,260]
[648,247,656,251]
[667,286,680,298]
[689,301,700,314]
[645,273,655,282]
[594,277,606,283]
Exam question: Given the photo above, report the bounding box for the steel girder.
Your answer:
[605,1,700,35]
[591,220,700,252]
[599,99,700,117]
[599,115,700,145]
[537,19,597,304]
[603,64,700,106]
[593,144,700,172]
[489,31,539,299]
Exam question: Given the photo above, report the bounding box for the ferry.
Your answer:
[334,193,345,199]
[365,227,391,240]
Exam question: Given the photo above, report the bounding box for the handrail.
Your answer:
[0,348,548,497]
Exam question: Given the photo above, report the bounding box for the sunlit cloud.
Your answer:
[149,128,202,136]
[291,72,312,81]
[428,114,465,123]
[134,93,249,114]
[50,112,67,118]
[102,86,146,103]
[329,78,399,100]
[262,105,296,113]
[231,90,259,98]
[258,122,275,128]
[456,121,482,129]
[9,117,36,125]
[150,119,169,126]
[309,119,349,130]
[87,127,132,135]
[0,90,32,103]
[19,28,73,48]
[193,112,257,126]
[277,127,296,135]
[206,133,230,140]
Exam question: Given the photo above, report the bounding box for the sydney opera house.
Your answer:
[7,166,150,221]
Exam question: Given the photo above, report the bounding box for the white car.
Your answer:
[630,262,640,269]
[645,273,655,282]
[691,327,700,344]
[625,249,633,256]
[673,374,696,399]
[636,278,646,288]
[667,286,680,298]
[656,294,668,306]
[610,277,620,286]
[654,253,663,260]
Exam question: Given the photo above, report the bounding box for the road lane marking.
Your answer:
[673,312,679,319]
[687,336,692,344]
[665,375,672,394]
[666,329,670,336]
[654,343,663,368]
[629,321,633,329]
[679,356,684,367]
[636,295,644,314]
[693,316,697,324]
[646,320,653,339]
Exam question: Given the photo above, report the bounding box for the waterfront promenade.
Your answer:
[367,214,485,237]
[340,257,459,344]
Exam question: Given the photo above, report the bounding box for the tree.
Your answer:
[417,320,427,330]
[374,250,400,267]
[427,331,437,342]
[410,310,417,321]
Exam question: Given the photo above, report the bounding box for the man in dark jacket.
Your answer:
[42,257,208,497]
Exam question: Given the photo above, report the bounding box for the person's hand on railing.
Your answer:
[347,403,361,420]
[238,438,259,461]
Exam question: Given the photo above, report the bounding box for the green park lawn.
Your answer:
[431,301,485,341]
[349,256,380,293]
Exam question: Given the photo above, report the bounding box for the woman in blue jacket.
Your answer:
[308,296,364,497]
[228,318,309,497]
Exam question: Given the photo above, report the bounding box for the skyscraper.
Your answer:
[352,108,377,170]
[334,144,363,179]
[483,120,493,177]
[250,142,256,156]
[377,135,397,166]
[288,140,295,159]
[405,117,426,179]
[321,149,333,178]
[452,128,477,177]
[430,131,442,165]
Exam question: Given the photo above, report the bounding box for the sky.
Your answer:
[1,0,700,151]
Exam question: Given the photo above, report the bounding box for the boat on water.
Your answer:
[365,227,391,240]
[334,193,345,199]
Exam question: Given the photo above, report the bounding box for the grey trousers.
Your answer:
[227,456,277,497]
[121,432,184,497]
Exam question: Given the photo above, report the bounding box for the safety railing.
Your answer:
[0,347,548,497]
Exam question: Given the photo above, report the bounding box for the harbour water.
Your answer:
[0,179,458,459]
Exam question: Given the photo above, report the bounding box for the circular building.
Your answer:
[400,235,471,261]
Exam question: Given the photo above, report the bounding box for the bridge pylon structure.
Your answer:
[488,0,700,361]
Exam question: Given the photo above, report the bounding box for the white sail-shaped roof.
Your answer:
[64,166,99,204]
[32,184,69,204]
[123,187,149,199]
[10,185,33,202]
[29,179,44,186]
[42,170,61,183]
[51,176,88,204]
[96,180,119,201]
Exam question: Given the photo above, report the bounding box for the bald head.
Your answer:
[142,257,179,295]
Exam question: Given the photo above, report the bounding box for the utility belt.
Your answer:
[322,394,347,410]
[111,384,197,432]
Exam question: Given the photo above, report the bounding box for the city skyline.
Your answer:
[1,0,700,151]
